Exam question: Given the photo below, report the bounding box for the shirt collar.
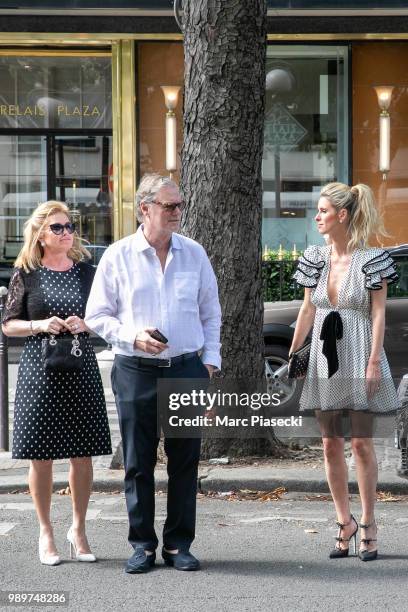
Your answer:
[134,224,153,252]
[134,224,183,252]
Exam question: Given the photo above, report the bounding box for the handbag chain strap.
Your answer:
[71,334,83,358]
[48,333,83,358]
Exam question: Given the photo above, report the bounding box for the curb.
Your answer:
[1,468,407,496]
[199,474,408,495]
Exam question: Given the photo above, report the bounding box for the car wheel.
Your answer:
[264,343,302,410]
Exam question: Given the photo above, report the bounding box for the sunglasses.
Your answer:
[49,222,76,235]
[152,200,185,212]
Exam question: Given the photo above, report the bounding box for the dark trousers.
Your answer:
[111,353,207,552]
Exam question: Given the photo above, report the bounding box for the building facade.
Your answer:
[0,0,407,281]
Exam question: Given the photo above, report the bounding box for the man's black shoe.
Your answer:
[125,548,156,574]
[162,548,200,571]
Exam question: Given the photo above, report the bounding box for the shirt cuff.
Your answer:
[115,326,138,351]
[201,351,221,371]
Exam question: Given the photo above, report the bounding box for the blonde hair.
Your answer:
[14,200,91,272]
[320,182,389,250]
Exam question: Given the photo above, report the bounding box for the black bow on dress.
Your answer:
[320,311,343,378]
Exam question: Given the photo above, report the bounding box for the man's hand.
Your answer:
[134,328,169,355]
[204,364,215,378]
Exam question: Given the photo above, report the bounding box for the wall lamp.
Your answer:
[161,85,181,178]
[374,85,394,180]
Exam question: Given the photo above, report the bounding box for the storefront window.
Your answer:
[0,55,111,129]
[0,53,112,275]
[263,45,349,252]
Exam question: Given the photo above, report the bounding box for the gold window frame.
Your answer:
[1,30,407,237]
[0,33,181,240]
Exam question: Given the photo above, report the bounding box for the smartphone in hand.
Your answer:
[150,329,168,344]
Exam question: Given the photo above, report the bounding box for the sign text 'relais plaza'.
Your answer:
[0,104,101,117]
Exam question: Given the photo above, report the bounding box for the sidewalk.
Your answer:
[1,354,407,495]
[0,440,407,495]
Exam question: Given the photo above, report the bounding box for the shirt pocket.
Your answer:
[173,272,199,312]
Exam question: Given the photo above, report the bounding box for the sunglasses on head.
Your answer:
[49,222,76,235]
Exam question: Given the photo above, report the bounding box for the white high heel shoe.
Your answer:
[38,537,61,566]
[67,526,96,562]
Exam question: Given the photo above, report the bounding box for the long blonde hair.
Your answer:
[320,182,389,250]
[14,200,91,272]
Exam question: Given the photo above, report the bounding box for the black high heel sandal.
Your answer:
[358,521,378,561]
[329,514,358,559]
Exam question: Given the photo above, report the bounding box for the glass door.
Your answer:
[0,133,112,273]
[0,134,47,280]
[53,134,113,264]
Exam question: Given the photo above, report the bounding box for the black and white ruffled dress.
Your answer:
[293,245,401,413]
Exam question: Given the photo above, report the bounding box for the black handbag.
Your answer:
[41,333,85,371]
[288,343,311,379]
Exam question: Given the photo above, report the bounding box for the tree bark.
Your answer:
[181,0,282,456]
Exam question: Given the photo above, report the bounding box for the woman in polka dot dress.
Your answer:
[290,182,400,563]
[2,201,112,566]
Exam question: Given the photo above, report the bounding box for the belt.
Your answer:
[132,350,199,368]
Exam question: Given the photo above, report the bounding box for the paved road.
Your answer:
[1,491,408,611]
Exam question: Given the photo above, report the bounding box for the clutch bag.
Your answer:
[287,343,310,379]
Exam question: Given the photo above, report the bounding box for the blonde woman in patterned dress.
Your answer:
[289,182,400,562]
[2,201,112,566]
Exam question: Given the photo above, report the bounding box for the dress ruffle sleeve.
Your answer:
[362,249,399,290]
[2,268,26,323]
[293,245,325,288]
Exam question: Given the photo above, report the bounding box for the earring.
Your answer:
[40,241,45,246]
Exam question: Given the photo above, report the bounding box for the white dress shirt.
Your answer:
[85,225,222,369]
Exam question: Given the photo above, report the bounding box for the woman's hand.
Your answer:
[65,315,88,334]
[287,352,307,380]
[36,316,70,335]
[366,358,381,400]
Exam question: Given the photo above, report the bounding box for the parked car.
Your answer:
[263,245,408,472]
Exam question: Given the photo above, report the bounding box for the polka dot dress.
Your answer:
[12,264,112,460]
[293,245,401,413]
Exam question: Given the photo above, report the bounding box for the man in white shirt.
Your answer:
[85,173,221,574]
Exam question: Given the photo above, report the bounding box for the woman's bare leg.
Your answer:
[350,413,378,552]
[68,457,93,553]
[317,411,356,549]
[29,459,58,555]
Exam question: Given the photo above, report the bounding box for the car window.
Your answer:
[388,254,408,298]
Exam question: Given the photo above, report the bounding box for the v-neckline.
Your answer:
[326,245,356,309]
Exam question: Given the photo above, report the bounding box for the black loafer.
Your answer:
[162,548,200,571]
[125,548,156,574]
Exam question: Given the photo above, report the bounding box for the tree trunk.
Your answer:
[181,0,283,457]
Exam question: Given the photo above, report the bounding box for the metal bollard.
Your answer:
[0,286,9,451]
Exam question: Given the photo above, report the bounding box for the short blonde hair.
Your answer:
[14,200,91,272]
[320,182,389,250]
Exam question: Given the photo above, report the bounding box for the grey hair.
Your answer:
[136,173,177,222]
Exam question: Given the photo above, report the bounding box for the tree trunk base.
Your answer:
[200,435,286,460]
